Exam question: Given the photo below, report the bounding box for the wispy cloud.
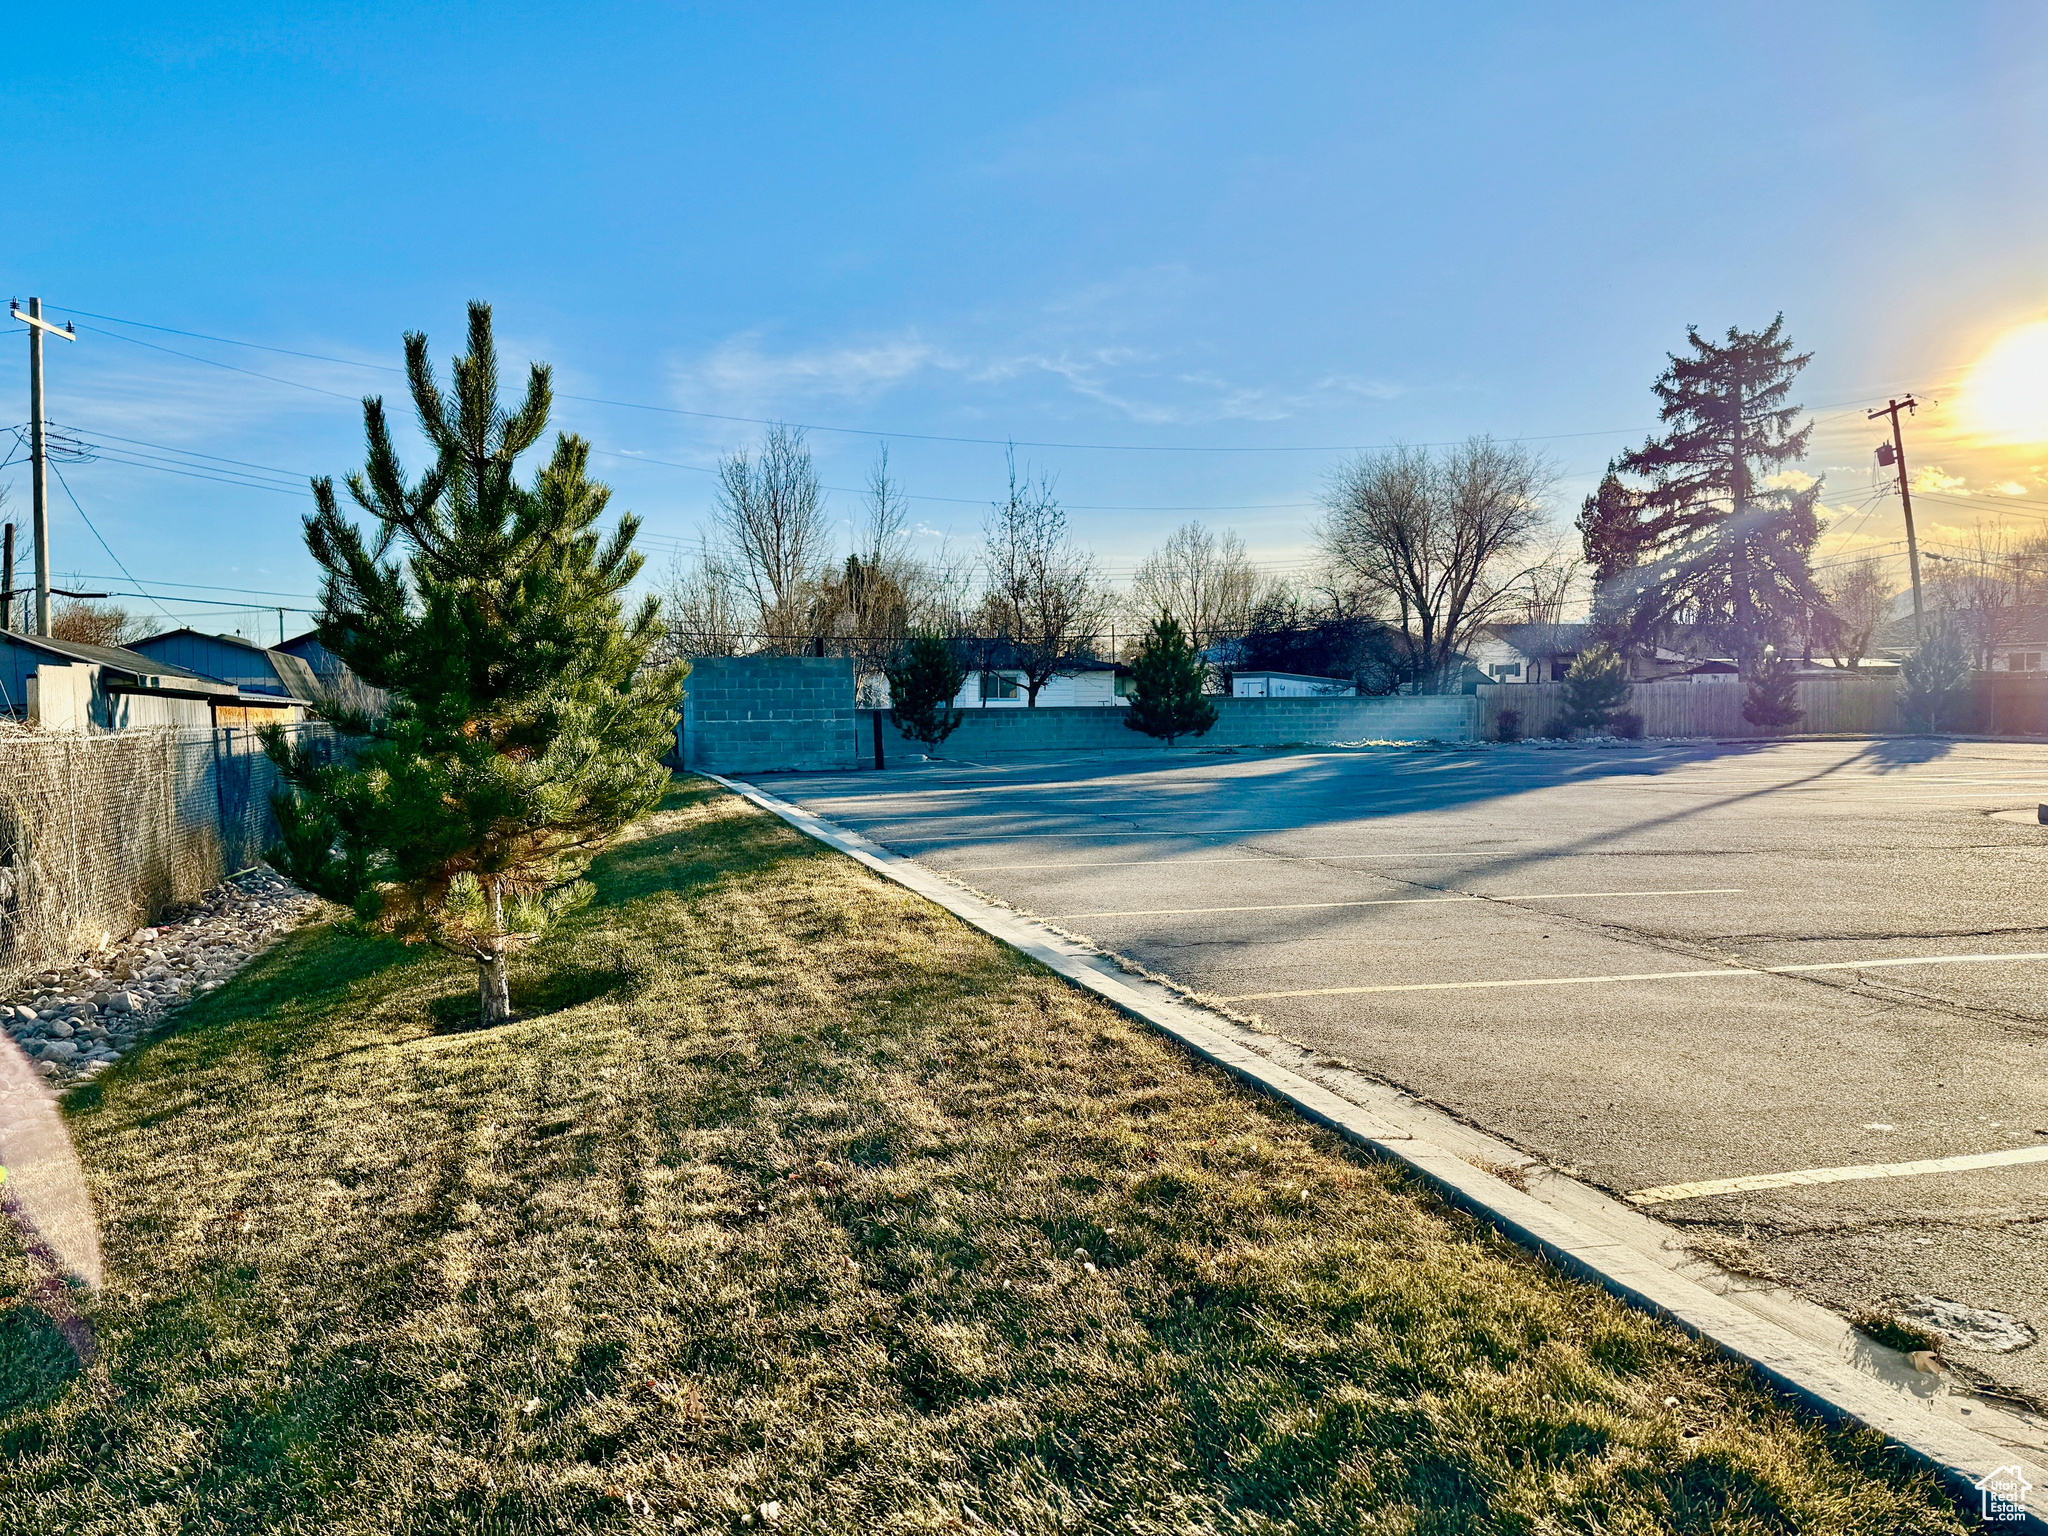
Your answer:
[669,333,956,413]
[663,325,1408,433]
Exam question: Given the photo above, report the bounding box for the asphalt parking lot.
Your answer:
[784,737,2048,1403]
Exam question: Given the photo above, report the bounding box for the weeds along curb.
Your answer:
[705,770,2046,1530]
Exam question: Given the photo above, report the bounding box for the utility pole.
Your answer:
[1869,396,1924,642]
[1,522,13,632]
[10,298,78,637]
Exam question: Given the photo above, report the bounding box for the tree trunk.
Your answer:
[479,951,512,1026]
[478,875,512,1026]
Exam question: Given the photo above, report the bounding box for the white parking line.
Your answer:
[852,827,1333,840]
[1225,950,2048,1001]
[1052,888,1744,920]
[949,851,1536,871]
[1628,1144,2048,1205]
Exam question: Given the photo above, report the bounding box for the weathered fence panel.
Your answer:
[1476,672,2048,740]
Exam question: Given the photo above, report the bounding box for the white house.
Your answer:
[1468,622,1701,682]
[1230,670,1355,698]
[1467,623,1586,683]
[954,660,1129,708]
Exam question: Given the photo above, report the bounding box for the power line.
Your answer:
[74,323,363,401]
[64,573,319,600]
[54,424,318,482]
[84,450,310,498]
[59,308,403,373]
[88,589,318,614]
[47,463,176,624]
[51,300,1970,459]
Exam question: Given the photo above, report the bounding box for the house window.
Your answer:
[1490,662,1522,680]
[980,670,1022,701]
[2015,653,2043,672]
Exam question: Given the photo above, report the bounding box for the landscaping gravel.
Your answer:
[3,871,322,1085]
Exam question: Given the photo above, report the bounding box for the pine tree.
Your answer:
[1741,648,1804,731]
[1897,621,1972,733]
[265,303,684,1027]
[1561,643,1630,734]
[885,633,967,750]
[1582,317,1824,664]
[1124,613,1218,746]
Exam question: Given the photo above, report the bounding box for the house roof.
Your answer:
[133,626,276,656]
[972,656,1122,674]
[1233,670,1355,685]
[0,631,223,684]
[267,650,324,700]
[131,627,329,701]
[1482,621,1589,658]
[1872,605,2048,653]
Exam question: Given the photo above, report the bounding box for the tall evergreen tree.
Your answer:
[1124,613,1218,746]
[1580,317,1824,666]
[265,303,684,1027]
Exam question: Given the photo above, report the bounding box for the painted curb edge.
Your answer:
[706,770,2042,1532]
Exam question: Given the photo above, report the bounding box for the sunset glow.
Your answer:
[1963,320,2048,444]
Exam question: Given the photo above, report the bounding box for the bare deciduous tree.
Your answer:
[980,454,1112,705]
[1502,544,1587,668]
[1318,437,1556,690]
[50,599,159,649]
[1817,556,1896,670]
[1129,521,1269,656]
[714,423,830,653]
[660,539,749,660]
[1927,523,2027,671]
[816,448,919,703]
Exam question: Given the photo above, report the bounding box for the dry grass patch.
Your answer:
[0,779,1968,1534]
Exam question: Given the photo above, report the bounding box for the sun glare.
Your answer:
[1964,321,2048,444]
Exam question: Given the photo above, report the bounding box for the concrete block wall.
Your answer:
[680,656,858,774]
[863,693,1477,762]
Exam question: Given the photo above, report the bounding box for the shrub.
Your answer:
[1495,707,1521,743]
[1741,649,1804,731]
[1124,613,1218,746]
[1562,644,1630,734]
[886,633,969,751]
[1610,708,1644,739]
[1897,622,1971,733]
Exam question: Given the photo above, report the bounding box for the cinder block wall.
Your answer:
[680,656,858,774]
[860,693,1477,761]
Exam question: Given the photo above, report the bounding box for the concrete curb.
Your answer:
[708,770,2046,1531]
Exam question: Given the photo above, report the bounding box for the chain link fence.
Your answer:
[0,723,335,991]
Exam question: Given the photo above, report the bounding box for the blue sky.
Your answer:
[3,2,2046,637]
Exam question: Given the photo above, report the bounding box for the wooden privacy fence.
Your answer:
[1476,673,2048,741]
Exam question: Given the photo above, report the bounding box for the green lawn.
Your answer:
[0,779,1969,1534]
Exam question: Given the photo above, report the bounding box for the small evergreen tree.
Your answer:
[265,303,684,1028]
[1561,643,1630,734]
[885,633,968,750]
[1124,613,1218,746]
[1741,647,1804,731]
[1897,622,1972,733]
